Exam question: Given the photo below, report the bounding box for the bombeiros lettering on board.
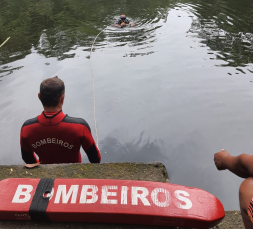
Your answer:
[12,184,192,209]
[31,138,74,150]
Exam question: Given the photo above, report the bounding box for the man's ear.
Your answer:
[38,93,41,101]
[60,94,65,104]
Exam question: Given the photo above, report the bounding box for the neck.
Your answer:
[43,107,62,113]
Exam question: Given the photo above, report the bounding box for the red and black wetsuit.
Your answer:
[20,110,101,164]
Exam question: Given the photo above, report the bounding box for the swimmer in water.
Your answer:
[114,14,135,28]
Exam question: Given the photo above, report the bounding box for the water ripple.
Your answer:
[181,1,253,70]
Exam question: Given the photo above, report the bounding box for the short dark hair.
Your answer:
[40,76,65,107]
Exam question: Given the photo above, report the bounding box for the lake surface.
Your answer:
[1,0,253,210]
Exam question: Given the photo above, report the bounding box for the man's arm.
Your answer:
[21,148,37,164]
[114,20,121,27]
[81,125,101,163]
[125,19,134,27]
[20,129,37,164]
[214,150,253,178]
[85,143,101,163]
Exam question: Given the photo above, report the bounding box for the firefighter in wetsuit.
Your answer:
[114,14,135,27]
[20,76,101,164]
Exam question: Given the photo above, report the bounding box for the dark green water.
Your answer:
[1,0,253,210]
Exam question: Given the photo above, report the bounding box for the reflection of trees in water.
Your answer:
[1,0,253,71]
[0,0,173,66]
[186,0,253,70]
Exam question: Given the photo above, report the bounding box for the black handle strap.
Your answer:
[29,178,55,221]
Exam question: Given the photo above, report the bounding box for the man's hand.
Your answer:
[214,151,253,178]
[214,149,230,170]
[121,22,126,27]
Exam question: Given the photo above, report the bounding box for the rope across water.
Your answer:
[0,37,10,48]
[89,28,107,148]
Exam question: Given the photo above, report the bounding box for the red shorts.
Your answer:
[247,198,253,223]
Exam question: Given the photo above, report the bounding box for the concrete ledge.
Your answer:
[0,212,244,229]
[0,162,243,228]
[0,162,169,182]
[212,211,243,229]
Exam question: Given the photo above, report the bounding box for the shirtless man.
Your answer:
[20,76,101,164]
[214,150,253,228]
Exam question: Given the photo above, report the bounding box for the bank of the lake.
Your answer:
[0,162,243,228]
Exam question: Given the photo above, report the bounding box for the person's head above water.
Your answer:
[38,76,65,111]
[120,14,126,21]
[115,14,134,27]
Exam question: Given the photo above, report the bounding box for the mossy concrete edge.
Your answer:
[0,162,169,183]
[0,162,243,228]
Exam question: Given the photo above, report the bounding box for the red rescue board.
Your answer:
[0,178,224,228]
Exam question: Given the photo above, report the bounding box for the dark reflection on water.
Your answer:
[185,0,253,71]
[1,0,253,211]
[100,133,169,164]
[0,0,170,65]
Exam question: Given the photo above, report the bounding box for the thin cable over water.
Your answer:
[0,37,10,48]
[89,28,106,148]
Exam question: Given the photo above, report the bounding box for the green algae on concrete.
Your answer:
[0,162,169,182]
